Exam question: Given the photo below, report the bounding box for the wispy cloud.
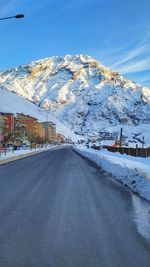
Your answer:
[107,29,150,87]
[0,0,52,17]
[116,58,150,74]
[111,44,149,69]
[0,0,19,17]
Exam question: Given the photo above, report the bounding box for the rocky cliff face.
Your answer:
[0,54,150,136]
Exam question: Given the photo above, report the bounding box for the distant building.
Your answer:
[56,133,65,143]
[13,119,28,146]
[122,135,129,146]
[42,121,56,142]
[36,123,45,143]
[15,114,46,144]
[113,134,129,147]
[0,112,57,146]
[99,131,117,140]
[15,113,39,144]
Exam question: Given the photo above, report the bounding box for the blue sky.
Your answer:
[0,0,150,87]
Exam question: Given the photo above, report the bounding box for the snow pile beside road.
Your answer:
[0,146,54,162]
[75,145,150,201]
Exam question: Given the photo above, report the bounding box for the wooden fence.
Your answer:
[102,146,150,158]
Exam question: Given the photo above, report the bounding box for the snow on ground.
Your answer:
[0,144,73,162]
[75,145,150,201]
[0,146,53,161]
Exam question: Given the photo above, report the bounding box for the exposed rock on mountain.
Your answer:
[0,54,150,138]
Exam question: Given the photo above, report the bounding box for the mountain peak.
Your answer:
[0,54,150,138]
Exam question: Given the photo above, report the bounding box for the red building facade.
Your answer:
[0,113,14,142]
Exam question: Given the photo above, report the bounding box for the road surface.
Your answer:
[0,147,150,267]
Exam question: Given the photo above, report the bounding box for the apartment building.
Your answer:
[42,121,56,143]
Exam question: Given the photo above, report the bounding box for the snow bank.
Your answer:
[75,145,150,201]
[0,146,54,162]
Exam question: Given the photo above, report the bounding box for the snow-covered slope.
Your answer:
[0,87,78,141]
[0,54,150,142]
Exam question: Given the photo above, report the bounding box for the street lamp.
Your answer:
[0,14,24,21]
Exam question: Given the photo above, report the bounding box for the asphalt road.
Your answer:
[0,147,150,267]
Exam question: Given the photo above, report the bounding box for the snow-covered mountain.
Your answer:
[0,54,150,143]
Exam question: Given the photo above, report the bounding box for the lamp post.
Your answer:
[0,14,24,21]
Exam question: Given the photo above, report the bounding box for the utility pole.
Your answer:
[142,136,144,149]
[119,127,123,148]
[136,144,138,157]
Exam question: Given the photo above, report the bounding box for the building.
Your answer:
[13,119,28,146]
[42,121,56,143]
[56,133,65,143]
[36,122,45,143]
[15,113,46,145]
[0,112,48,146]
[15,113,38,145]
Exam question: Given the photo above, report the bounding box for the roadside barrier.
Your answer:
[100,145,150,158]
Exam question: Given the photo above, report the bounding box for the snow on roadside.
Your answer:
[75,145,150,201]
[0,146,55,162]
